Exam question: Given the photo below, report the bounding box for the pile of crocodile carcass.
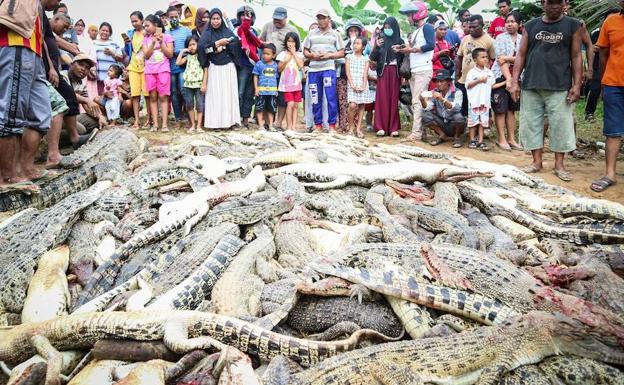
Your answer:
[1,128,624,385]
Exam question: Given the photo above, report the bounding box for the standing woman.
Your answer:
[370,17,404,137]
[192,8,209,40]
[491,11,523,151]
[199,8,241,130]
[94,22,124,95]
[124,11,152,129]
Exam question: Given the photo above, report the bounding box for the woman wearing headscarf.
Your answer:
[199,8,241,130]
[370,17,404,137]
[181,4,197,28]
[192,8,209,40]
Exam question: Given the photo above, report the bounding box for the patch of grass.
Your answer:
[575,98,604,143]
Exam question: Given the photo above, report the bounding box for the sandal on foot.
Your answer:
[478,142,489,151]
[356,131,365,139]
[453,139,463,148]
[376,130,385,137]
[509,143,524,151]
[553,169,572,182]
[390,131,400,137]
[496,142,511,151]
[521,164,542,174]
[161,127,170,133]
[468,140,478,149]
[47,156,83,170]
[429,137,443,146]
[590,176,616,192]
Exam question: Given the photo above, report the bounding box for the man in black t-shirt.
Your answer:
[509,0,583,182]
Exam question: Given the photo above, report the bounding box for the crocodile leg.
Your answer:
[29,335,63,385]
[126,276,154,311]
[163,321,226,354]
[386,297,434,339]
[302,176,351,191]
[307,322,363,341]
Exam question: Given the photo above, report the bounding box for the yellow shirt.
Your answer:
[127,30,145,73]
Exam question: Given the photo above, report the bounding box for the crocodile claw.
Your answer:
[348,284,372,304]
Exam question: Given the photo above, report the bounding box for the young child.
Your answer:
[103,64,123,125]
[142,14,174,133]
[176,36,204,133]
[276,33,304,131]
[466,47,495,151]
[345,37,373,138]
[253,43,279,131]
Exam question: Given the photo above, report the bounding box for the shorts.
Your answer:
[492,81,520,114]
[0,47,51,137]
[467,106,490,128]
[519,89,575,153]
[129,71,148,97]
[182,87,204,112]
[283,90,302,103]
[276,91,287,107]
[603,85,624,137]
[145,72,171,96]
[104,97,121,120]
[255,95,277,113]
[56,76,80,117]
[48,82,69,117]
[422,110,465,137]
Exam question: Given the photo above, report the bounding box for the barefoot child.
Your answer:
[253,43,279,131]
[142,15,174,132]
[346,37,373,138]
[103,64,123,125]
[176,36,204,133]
[466,47,495,150]
[276,33,304,130]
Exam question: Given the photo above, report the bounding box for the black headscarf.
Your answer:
[198,8,239,67]
[370,16,404,76]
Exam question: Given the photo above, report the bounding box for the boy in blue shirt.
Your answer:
[253,43,279,131]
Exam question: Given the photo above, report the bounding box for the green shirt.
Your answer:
[183,54,203,88]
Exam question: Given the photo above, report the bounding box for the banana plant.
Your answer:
[570,0,619,30]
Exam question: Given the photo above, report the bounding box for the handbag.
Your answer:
[437,44,455,73]
[0,0,39,39]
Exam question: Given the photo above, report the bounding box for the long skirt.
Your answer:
[204,62,241,129]
[374,65,400,135]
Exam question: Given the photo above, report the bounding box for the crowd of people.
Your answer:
[0,0,622,193]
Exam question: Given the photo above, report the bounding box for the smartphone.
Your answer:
[121,33,129,41]
[227,36,236,42]
[421,91,433,98]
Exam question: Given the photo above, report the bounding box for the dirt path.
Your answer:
[138,127,623,203]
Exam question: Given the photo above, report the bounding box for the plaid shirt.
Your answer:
[60,70,88,98]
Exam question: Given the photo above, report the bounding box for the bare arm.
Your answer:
[330,49,345,59]
[175,49,188,66]
[253,74,259,97]
[345,57,353,87]
[278,53,291,72]
[466,77,485,89]
[580,23,594,81]
[201,68,208,94]
[55,36,79,55]
[456,54,463,81]
[362,60,370,89]
[143,41,154,60]
[568,28,584,103]
[304,48,317,60]
[599,47,609,83]
[162,41,174,58]
[509,30,529,101]
[293,52,304,69]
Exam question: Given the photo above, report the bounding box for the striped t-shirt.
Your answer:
[303,28,344,73]
[0,14,43,56]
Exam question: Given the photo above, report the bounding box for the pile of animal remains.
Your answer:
[0,128,623,385]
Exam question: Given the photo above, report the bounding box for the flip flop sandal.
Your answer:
[390,132,400,137]
[57,156,83,169]
[553,169,572,182]
[453,139,463,148]
[509,143,524,151]
[521,164,542,174]
[478,142,489,151]
[468,140,478,149]
[31,169,59,183]
[496,142,511,151]
[72,134,92,150]
[429,137,443,146]
[590,176,616,192]
[161,127,170,133]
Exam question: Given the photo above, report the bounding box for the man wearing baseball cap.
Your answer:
[260,7,299,128]
[303,9,345,132]
[62,54,106,135]
[419,69,465,147]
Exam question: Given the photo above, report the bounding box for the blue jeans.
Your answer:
[307,70,338,126]
[237,65,254,119]
[170,72,185,121]
[603,86,624,137]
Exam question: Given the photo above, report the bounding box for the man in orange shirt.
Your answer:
[591,3,624,192]
[0,4,51,191]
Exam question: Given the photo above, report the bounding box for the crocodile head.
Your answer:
[522,311,624,366]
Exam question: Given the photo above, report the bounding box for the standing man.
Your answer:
[509,0,583,182]
[489,0,512,38]
[456,15,495,118]
[0,2,51,188]
[590,3,624,192]
[167,6,192,126]
[260,7,298,129]
[303,9,344,132]
[395,1,435,141]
